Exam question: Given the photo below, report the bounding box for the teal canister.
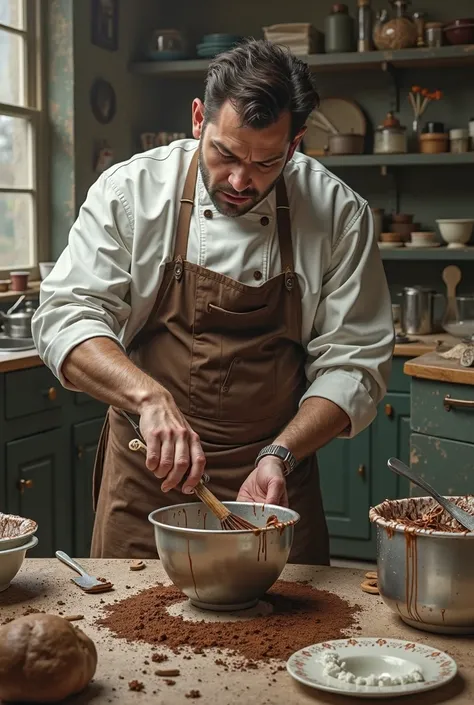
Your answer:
[325,3,355,53]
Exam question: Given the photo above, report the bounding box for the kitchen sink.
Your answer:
[0,335,35,352]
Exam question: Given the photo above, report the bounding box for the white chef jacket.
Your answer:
[32,139,394,438]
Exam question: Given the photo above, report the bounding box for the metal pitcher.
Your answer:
[400,286,435,335]
[0,297,37,339]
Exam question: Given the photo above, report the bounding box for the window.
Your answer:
[0,0,45,274]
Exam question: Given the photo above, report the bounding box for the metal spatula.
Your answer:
[55,551,114,593]
[387,458,474,532]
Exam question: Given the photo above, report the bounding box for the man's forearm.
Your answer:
[62,337,167,413]
[274,397,350,461]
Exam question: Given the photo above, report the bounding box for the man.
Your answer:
[32,40,394,564]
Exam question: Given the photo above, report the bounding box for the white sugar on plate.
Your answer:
[320,652,424,687]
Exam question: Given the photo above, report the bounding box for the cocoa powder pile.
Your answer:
[97,580,360,662]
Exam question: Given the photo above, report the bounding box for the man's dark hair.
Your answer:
[204,39,319,139]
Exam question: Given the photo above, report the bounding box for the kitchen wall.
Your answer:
[47,0,474,295]
[48,0,162,258]
[149,0,474,297]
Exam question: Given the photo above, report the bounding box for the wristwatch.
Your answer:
[255,444,298,477]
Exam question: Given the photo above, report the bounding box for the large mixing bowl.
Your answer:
[370,497,474,634]
[149,502,299,611]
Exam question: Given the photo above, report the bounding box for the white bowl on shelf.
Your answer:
[436,219,474,249]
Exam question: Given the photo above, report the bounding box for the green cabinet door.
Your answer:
[318,428,371,539]
[6,429,72,557]
[72,418,104,557]
[410,433,474,496]
[372,392,411,504]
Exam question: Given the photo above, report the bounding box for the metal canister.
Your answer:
[400,286,435,335]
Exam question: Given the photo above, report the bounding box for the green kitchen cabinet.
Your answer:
[1,363,106,559]
[408,372,474,496]
[321,357,413,560]
[6,429,72,557]
[371,392,411,504]
[319,428,370,540]
[72,418,104,557]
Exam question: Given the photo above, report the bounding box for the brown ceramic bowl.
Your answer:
[444,19,474,45]
[380,232,403,243]
[392,213,413,224]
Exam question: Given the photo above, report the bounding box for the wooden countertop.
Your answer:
[404,351,474,385]
[0,559,471,704]
[394,333,459,357]
[0,347,42,372]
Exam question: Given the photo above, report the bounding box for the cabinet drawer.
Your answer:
[5,367,64,420]
[411,378,474,444]
[410,432,474,496]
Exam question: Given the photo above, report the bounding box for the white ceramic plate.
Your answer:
[305,97,366,153]
[287,638,457,699]
[405,242,441,248]
[378,242,404,249]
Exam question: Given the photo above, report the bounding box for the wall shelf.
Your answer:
[130,44,474,78]
[380,247,474,261]
[310,153,474,167]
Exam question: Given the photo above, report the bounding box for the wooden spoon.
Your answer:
[442,265,461,323]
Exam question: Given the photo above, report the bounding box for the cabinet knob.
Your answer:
[384,403,393,418]
[47,386,57,401]
[18,478,34,493]
[77,445,84,459]
[357,464,365,478]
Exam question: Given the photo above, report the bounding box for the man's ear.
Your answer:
[192,98,205,139]
[287,126,307,161]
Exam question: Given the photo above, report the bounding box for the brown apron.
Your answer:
[91,150,329,566]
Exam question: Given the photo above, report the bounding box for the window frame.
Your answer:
[0,0,48,279]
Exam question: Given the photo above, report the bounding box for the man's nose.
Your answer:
[228,166,252,193]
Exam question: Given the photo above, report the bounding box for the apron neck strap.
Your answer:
[174,149,199,260]
[275,175,294,273]
[173,149,294,274]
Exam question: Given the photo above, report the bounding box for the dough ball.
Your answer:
[0,613,97,703]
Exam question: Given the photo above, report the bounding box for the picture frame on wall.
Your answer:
[91,0,119,51]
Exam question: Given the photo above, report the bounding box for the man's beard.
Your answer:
[198,144,283,218]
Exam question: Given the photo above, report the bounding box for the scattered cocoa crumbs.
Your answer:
[186,690,201,699]
[152,653,168,663]
[128,680,144,691]
[57,600,65,606]
[96,580,360,662]
[164,679,176,686]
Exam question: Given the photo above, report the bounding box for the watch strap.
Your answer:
[255,444,298,476]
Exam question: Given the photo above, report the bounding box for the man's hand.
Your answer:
[237,457,288,507]
[139,391,206,494]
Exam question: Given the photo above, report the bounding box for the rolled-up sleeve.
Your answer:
[31,174,133,389]
[300,203,394,437]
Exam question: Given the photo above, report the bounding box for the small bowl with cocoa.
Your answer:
[149,501,299,611]
[0,512,38,551]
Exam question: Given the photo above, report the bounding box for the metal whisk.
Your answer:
[128,437,259,531]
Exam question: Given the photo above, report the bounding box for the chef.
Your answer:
[32,39,394,564]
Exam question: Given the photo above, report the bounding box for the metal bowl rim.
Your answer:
[148,501,300,535]
[370,496,474,538]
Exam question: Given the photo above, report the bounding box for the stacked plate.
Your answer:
[196,34,243,59]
